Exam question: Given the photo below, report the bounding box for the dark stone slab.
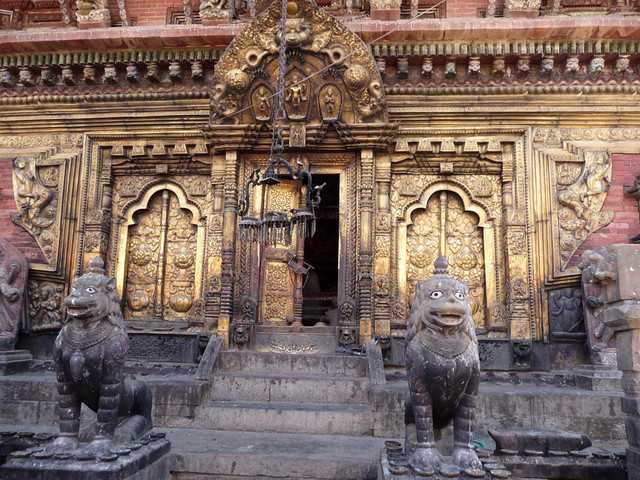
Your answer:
[195,335,222,381]
[489,429,591,456]
[0,437,171,480]
[127,333,201,363]
[0,349,32,375]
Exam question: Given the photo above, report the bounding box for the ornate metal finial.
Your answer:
[433,256,448,275]
[88,256,106,275]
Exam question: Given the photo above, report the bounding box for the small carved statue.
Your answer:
[49,257,152,454]
[0,240,28,351]
[199,0,229,20]
[579,248,618,366]
[405,257,482,476]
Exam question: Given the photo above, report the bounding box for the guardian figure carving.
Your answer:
[50,257,152,454]
[405,257,483,476]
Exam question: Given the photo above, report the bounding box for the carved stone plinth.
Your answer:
[370,8,400,20]
[0,435,170,480]
[589,244,640,480]
[574,363,621,391]
[0,349,32,375]
[201,14,231,24]
[505,8,540,16]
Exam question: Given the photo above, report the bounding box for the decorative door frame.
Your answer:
[395,180,498,332]
[114,181,206,310]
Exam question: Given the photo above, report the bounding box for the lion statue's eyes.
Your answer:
[454,291,465,300]
[430,290,443,299]
[86,287,96,294]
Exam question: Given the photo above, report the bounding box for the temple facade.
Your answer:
[1,0,640,371]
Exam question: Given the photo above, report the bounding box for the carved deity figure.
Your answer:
[199,0,229,19]
[12,157,54,231]
[0,240,28,351]
[49,257,152,454]
[405,257,482,477]
[285,72,308,119]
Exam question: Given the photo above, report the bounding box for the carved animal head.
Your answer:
[64,257,123,328]
[407,257,474,342]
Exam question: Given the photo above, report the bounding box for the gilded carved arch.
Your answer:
[209,0,387,127]
[115,182,206,321]
[402,180,493,228]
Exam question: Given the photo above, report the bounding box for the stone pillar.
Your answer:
[593,244,640,479]
[359,149,375,344]
[218,150,239,347]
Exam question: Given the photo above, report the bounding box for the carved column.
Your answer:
[502,142,533,367]
[205,157,225,331]
[218,150,239,347]
[359,149,375,344]
[374,154,392,339]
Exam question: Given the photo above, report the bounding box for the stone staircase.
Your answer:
[169,350,383,479]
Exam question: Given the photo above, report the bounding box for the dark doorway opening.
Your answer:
[302,174,339,326]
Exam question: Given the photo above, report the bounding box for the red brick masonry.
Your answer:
[1,16,639,54]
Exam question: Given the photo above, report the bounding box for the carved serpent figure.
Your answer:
[405,256,483,476]
[50,257,152,454]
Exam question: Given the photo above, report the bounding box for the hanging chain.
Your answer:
[268,0,288,165]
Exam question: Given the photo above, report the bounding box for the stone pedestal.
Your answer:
[370,8,400,20]
[574,364,622,391]
[0,349,32,375]
[0,435,170,480]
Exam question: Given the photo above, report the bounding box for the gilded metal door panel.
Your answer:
[124,192,163,319]
[407,191,486,329]
[123,189,198,322]
[259,180,300,324]
[163,193,198,320]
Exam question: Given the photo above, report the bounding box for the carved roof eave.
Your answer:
[202,122,398,152]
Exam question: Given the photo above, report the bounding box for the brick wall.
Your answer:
[124,0,193,25]
[571,154,640,265]
[0,156,46,263]
[118,0,486,24]
[445,0,487,17]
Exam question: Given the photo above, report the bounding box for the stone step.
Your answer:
[189,400,374,436]
[218,350,368,377]
[167,428,382,479]
[211,371,369,404]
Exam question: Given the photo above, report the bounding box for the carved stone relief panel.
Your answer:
[27,280,65,331]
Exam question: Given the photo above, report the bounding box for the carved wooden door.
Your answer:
[259,180,301,324]
[406,191,487,329]
[123,189,198,322]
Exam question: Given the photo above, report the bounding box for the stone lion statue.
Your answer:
[49,257,152,454]
[405,256,482,477]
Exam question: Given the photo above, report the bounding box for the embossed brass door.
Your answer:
[406,191,487,329]
[259,180,301,324]
[123,189,198,321]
